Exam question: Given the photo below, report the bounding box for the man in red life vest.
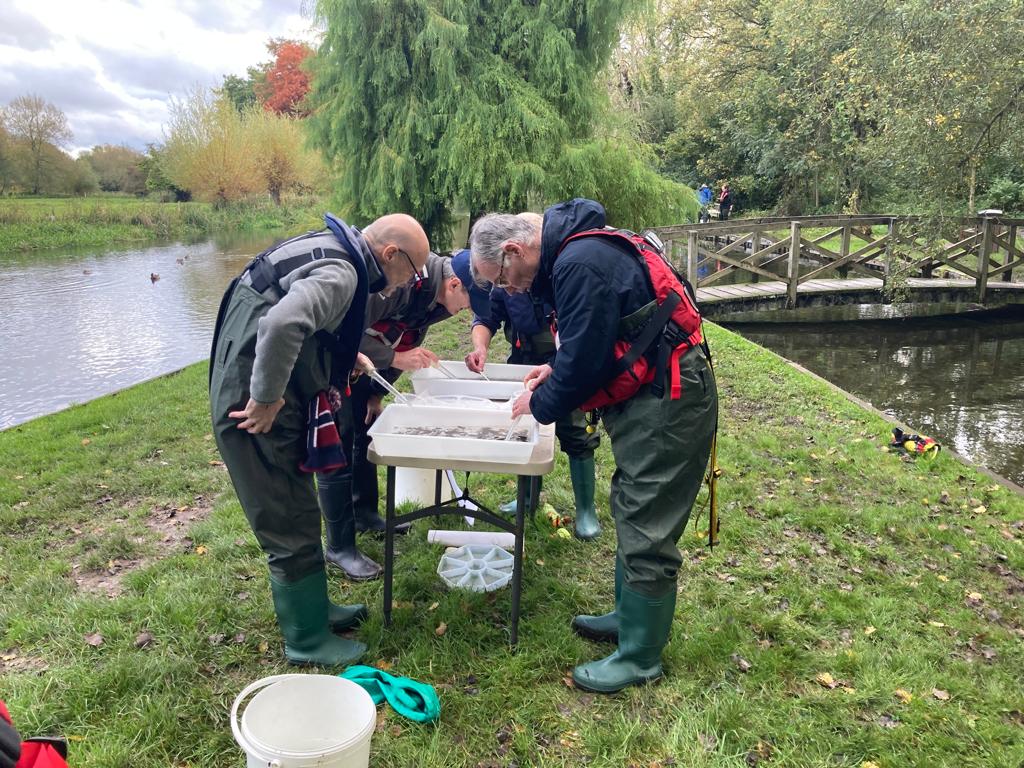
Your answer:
[469,200,718,693]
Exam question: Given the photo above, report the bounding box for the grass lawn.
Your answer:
[1,320,1023,767]
[0,195,325,252]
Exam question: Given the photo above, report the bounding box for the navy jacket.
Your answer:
[529,199,656,425]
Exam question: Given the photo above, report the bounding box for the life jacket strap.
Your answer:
[248,247,346,293]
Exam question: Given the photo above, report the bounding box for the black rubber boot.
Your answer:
[319,474,382,581]
[572,557,621,642]
[270,569,367,666]
[353,505,412,536]
[572,584,676,694]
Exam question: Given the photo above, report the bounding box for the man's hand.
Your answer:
[523,363,553,392]
[354,352,375,374]
[229,398,285,434]
[365,395,384,425]
[511,390,533,419]
[392,347,439,371]
[465,346,488,373]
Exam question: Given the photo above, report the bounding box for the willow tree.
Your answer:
[308,0,638,246]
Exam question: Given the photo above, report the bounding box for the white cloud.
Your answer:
[0,0,319,152]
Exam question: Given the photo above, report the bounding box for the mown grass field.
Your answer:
[1,321,1022,767]
[0,195,325,252]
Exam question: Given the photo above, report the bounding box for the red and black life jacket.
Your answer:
[364,276,444,356]
[556,228,705,412]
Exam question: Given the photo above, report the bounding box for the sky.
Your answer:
[0,0,319,155]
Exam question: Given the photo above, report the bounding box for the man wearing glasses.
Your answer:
[210,212,429,667]
[318,250,490,580]
[469,200,717,694]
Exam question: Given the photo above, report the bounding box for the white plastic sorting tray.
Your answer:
[367,402,539,464]
[410,361,534,400]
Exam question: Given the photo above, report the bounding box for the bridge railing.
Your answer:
[651,214,1024,306]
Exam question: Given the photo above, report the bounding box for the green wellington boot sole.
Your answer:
[571,665,663,693]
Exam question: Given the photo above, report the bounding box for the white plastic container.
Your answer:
[368,403,538,464]
[411,361,535,400]
[231,674,376,768]
[437,544,515,591]
[395,466,455,506]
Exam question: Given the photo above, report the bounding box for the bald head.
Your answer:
[363,213,430,294]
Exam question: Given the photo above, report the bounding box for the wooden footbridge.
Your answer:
[651,214,1024,318]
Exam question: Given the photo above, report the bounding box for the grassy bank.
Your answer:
[1,322,1023,767]
[0,195,325,252]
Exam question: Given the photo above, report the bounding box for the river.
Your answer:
[734,306,1024,486]
[0,231,279,430]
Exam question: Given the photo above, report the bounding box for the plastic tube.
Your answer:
[426,530,517,549]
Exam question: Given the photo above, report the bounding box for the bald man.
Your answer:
[210,212,428,667]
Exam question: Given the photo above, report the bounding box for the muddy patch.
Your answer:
[73,494,215,598]
[0,648,48,674]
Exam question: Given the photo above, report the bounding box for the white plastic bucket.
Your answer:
[395,466,454,506]
[231,674,376,768]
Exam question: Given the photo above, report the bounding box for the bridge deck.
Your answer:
[696,277,1024,305]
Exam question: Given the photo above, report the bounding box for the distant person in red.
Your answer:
[718,183,733,220]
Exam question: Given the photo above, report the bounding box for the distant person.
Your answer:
[697,183,713,223]
[718,183,733,221]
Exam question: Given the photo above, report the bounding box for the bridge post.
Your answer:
[1002,225,1017,282]
[751,229,762,283]
[978,216,994,303]
[787,221,801,308]
[687,230,699,287]
[838,225,851,278]
[883,218,899,297]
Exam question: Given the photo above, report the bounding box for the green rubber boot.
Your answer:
[328,602,368,633]
[498,483,533,516]
[572,557,621,642]
[270,569,367,666]
[569,456,600,540]
[572,584,675,694]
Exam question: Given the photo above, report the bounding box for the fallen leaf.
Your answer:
[208,460,224,466]
[815,672,837,688]
[932,688,950,701]
[134,631,154,649]
[731,653,752,672]
[195,545,208,555]
[894,688,913,703]
[864,626,877,636]
[434,622,447,637]
[81,438,91,446]
[257,641,269,653]
[972,505,987,515]
[375,659,393,671]
[84,632,104,647]
[535,558,545,567]
[862,762,881,768]
[928,621,946,628]
[937,574,949,582]
[208,633,226,645]
[232,633,246,644]
[428,602,439,611]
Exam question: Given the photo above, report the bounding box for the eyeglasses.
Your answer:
[493,253,511,289]
[399,250,424,289]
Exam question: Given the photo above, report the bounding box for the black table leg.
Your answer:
[509,474,527,647]
[384,465,395,627]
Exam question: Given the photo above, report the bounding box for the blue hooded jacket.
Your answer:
[528,199,657,425]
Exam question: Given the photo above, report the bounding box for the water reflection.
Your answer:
[735,306,1024,485]
[0,231,284,429]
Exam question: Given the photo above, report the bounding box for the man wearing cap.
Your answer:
[464,270,601,540]
[210,212,429,667]
[318,250,482,580]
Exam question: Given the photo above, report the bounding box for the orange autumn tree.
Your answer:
[256,39,314,117]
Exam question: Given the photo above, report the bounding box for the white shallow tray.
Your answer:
[367,403,538,464]
[410,361,534,400]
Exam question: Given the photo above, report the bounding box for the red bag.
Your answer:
[556,229,705,412]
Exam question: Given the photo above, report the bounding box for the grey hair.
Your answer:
[469,212,542,287]
[440,255,454,281]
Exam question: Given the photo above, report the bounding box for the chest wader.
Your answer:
[572,344,718,693]
[208,225,372,667]
[500,328,601,539]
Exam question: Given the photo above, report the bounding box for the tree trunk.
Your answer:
[968,159,977,213]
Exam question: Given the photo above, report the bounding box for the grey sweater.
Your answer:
[242,231,385,403]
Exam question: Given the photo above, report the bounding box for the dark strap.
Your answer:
[614,289,681,375]
[248,248,347,293]
[209,275,241,388]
